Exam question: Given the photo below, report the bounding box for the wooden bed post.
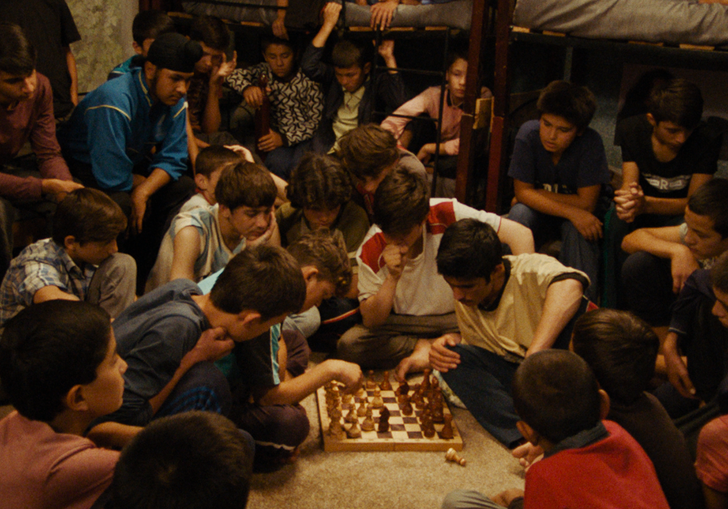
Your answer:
[454,0,488,205]
[485,0,513,213]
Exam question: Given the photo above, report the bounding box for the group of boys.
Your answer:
[2,2,728,509]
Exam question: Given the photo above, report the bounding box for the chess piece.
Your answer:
[431,399,444,423]
[357,398,368,417]
[423,420,436,438]
[380,371,392,391]
[371,387,384,408]
[413,392,425,409]
[401,399,413,416]
[345,406,358,423]
[329,417,345,439]
[398,380,410,396]
[445,448,466,466]
[361,407,375,431]
[366,370,377,390]
[422,368,432,391]
[346,421,362,439]
[378,406,391,432]
[440,414,454,439]
[342,393,353,406]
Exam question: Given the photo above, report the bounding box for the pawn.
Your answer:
[401,399,413,416]
[346,421,362,439]
[413,392,425,410]
[446,447,466,466]
[398,380,410,396]
[440,414,454,439]
[355,386,366,398]
[361,407,375,432]
[345,405,358,423]
[357,398,368,417]
[366,370,377,390]
[329,417,345,439]
[422,368,432,390]
[371,387,384,408]
[378,406,391,432]
[380,370,392,391]
[342,393,353,406]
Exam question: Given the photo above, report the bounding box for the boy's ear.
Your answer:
[194,172,209,191]
[237,309,264,329]
[363,62,372,75]
[64,384,89,413]
[301,266,319,284]
[63,235,78,252]
[132,41,143,55]
[516,420,540,446]
[598,388,610,420]
[646,113,657,128]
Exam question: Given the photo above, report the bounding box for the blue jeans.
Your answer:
[509,203,600,302]
[264,140,312,180]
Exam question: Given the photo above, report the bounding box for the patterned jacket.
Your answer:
[226,64,323,146]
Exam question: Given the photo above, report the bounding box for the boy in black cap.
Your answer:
[60,33,203,292]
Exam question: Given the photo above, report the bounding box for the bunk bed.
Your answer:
[179,0,474,30]
[483,0,728,213]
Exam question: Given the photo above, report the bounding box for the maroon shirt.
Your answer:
[0,72,72,201]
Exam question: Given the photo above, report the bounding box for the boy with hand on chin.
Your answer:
[0,300,134,509]
[338,168,533,381]
[507,81,609,301]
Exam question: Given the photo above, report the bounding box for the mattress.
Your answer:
[513,0,728,46]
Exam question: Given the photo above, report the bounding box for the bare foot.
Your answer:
[512,442,543,471]
[395,339,432,381]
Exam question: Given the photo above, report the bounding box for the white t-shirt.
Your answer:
[356,198,502,316]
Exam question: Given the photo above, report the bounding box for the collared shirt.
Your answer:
[331,84,365,152]
[0,238,96,328]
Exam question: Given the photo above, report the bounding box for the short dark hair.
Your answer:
[372,167,429,237]
[215,162,277,211]
[287,153,352,210]
[436,219,503,282]
[512,350,602,444]
[337,124,399,180]
[52,188,127,245]
[332,39,370,70]
[537,80,597,132]
[446,46,468,71]
[189,15,230,51]
[210,245,306,320]
[287,229,352,296]
[112,411,253,509]
[572,309,659,405]
[132,10,176,46]
[0,23,36,76]
[261,34,294,54]
[0,301,111,422]
[687,178,728,239]
[712,251,728,295]
[195,145,241,179]
[648,78,703,130]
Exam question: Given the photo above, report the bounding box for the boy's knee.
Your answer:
[507,203,538,228]
[336,325,370,365]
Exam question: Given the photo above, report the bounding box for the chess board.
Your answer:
[316,384,464,452]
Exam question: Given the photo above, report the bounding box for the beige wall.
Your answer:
[67,0,138,94]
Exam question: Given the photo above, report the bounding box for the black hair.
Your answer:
[0,23,36,76]
[332,39,370,70]
[648,78,703,130]
[512,350,602,444]
[572,309,659,405]
[261,34,294,54]
[337,124,399,180]
[112,411,253,509]
[712,252,728,295]
[287,153,352,210]
[215,162,277,211]
[372,167,429,237]
[436,219,503,283]
[195,145,241,179]
[617,68,674,123]
[189,15,230,51]
[0,301,111,422]
[537,80,597,132]
[52,189,127,245]
[210,245,306,321]
[132,10,176,46]
[687,178,728,239]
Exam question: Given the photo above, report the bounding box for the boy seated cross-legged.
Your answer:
[507,81,610,302]
[145,161,278,292]
[337,167,534,381]
[442,350,670,509]
[430,218,589,447]
[0,300,132,509]
[0,188,136,329]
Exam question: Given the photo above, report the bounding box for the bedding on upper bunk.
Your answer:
[181,0,472,30]
[513,0,728,46]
